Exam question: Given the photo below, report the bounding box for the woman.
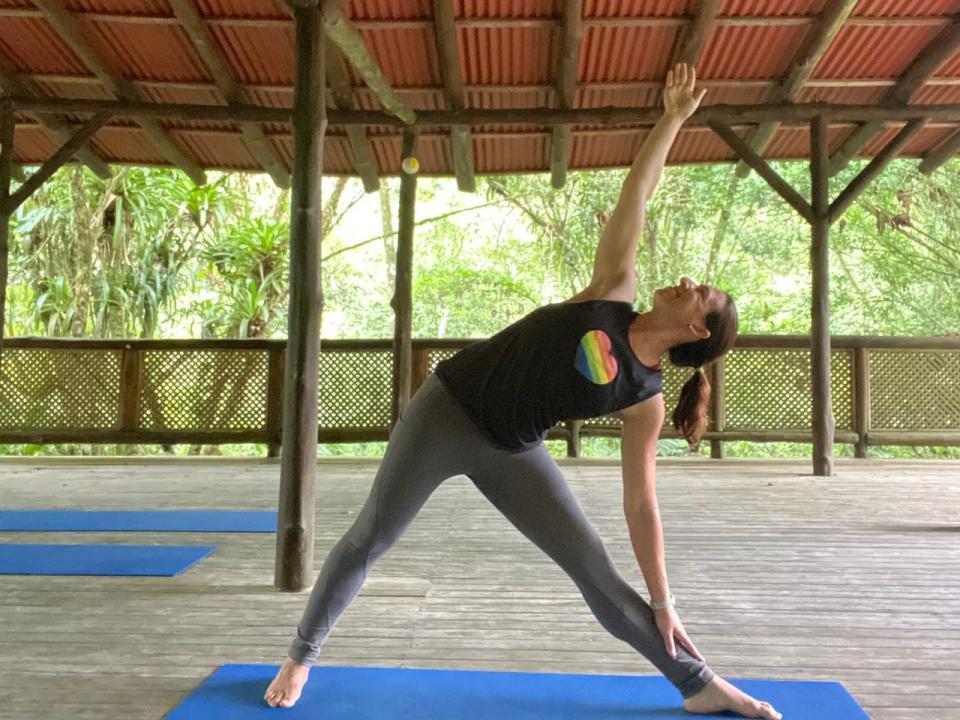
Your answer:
[266,64,781,720]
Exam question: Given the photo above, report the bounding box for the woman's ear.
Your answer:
[687,323,710,340]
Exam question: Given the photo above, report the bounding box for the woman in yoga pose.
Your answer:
[266,64,781,720]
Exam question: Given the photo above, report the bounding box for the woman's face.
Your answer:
[652,276,723,325]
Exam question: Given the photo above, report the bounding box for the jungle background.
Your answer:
[1,156,957,459]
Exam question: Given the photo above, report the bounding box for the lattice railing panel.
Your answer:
[0,348,120,430]
[723,348,853,431]
[139,349,268,431]
[319,349,393,428]
[870,350,960,430]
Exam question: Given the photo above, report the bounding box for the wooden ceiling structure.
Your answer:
[2,0,960,588]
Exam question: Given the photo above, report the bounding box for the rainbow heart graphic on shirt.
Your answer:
[575,329,618,384]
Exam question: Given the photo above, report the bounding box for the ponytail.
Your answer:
[667,292,738,451]
[671,365,710,452]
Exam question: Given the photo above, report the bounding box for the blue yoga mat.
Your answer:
[0,510,275,533]
[0,543,217,576]
[164,663,869,719]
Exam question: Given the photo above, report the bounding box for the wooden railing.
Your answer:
[0,335,957,456]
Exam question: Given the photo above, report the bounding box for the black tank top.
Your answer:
[434,299,662,452]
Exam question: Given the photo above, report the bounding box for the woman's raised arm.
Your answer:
[585,63,707,299]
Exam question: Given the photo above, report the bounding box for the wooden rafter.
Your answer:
[708,120,813,222]
[549,0,582,190]
[432,0,475,192]
[170,0,289,188]
[0,66,111,179]
[32,0,206,185]
[918,126,960,174]
[828,19,960,176]
[1,7,952,30]
[2,112,110,214]
[324,43,380,192]
[675,0,720,65]
[735,0,857,178]
[324,10,416,125]
[7,96,960,127]
[828,119,928,223]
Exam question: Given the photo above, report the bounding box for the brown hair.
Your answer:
[668,292,739,451]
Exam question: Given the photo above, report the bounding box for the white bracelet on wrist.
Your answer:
[650,593,676,611]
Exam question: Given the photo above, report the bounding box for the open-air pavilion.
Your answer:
[0,1,959,718]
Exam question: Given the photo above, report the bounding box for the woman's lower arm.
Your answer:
[626,505,672,604]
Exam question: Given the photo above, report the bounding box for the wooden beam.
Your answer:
[676,0,720,65]
[549,0,583,189]
[827,118,928,224]
[3,111,110,214]
[0,100,13,350]
[11,96,960,127]
[0,66,111,179]
[391,127,416,425]
[918,126,960,173]
[432,0,475,192]
[275,3,326,593]
[735,0,857,178]
[809,115,834,477]
[32,0,206,185]
[324,42,380,192]
[323,10,416,125]
[708,120,813,222]
[828,20,960,176]
[169,0,289,188]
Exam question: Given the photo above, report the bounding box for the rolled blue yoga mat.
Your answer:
[164,664,869,719]
[0,510,275,533]
[0,543,217,576]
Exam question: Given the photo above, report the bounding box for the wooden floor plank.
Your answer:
[1,457,958,719]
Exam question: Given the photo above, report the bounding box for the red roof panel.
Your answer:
[580,26,678,82]
[814,24,945,78]
[2,1,956,176]
[698,24,809,79]
[0,18,89,74]
[459,26,555,84]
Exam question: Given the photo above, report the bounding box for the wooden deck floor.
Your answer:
[0,456,958,719]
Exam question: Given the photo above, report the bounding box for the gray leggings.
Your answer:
[288,372,715,699]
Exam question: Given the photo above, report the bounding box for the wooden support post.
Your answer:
[266,346,285,458]
[566,418,583,458]
[810,116,835,477]
[391,128,417,427]
[853,346,870,458]
[709,120,814,222]
[709,355,725,459]
[0,100,12,351]
[411,346,428,396]
[118,346,143,431]
[275,4,326,593]
[3,112,110,214]
[827,118,928,223]
[550,0,582,189]
[735,0,857,178]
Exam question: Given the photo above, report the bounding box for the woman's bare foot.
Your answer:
[683,676,782,719]
[264,658,310,709]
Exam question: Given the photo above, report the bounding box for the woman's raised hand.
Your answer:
[663,63,707,121]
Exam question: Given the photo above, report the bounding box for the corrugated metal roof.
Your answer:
[2,0,958,178]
